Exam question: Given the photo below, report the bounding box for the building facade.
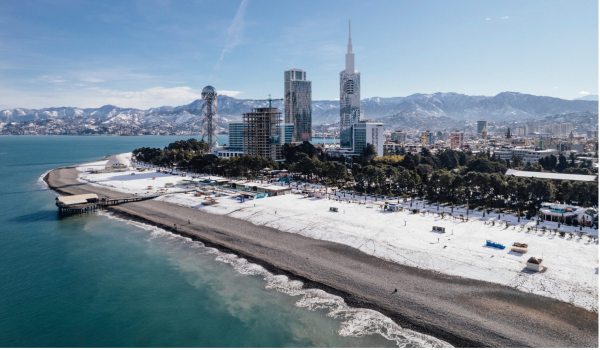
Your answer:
[228,121,244,152]
[391,130,406,144]
[494,148,559,164]
[352,121,383,156]
[477,120,488,135]
[340,21,362,148]
[242,107,283,161]
[450,131,465,149]
[279,123,294,145]
[420,131,435,147]
[284,69,312,142]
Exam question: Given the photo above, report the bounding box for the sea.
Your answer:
[0,135,447,348]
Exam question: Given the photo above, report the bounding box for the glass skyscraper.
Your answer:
[228,121,244,152]
[340,20,362,148]
[284,69,312,142]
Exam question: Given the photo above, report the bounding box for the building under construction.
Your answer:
[243,107,282,160]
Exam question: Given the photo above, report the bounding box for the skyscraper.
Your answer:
[340,20,362,148]
[284,69,312,142]
[228,121,244,152]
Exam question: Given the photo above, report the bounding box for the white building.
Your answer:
[494,148,559,164]
[352,121,383,156]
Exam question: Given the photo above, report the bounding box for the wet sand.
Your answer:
[45,164,598,347]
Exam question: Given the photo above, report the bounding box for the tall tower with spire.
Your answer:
[339,20,362,149]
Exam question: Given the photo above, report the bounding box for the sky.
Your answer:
[0,0,597,110]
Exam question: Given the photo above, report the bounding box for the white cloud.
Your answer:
[39,75,66,83]
[94,86,202,108]
[215,0,250,69]
[81,77,106,83]
[502,16,508,19]
[579,91,590,95]
[218,90,242,97]
[486,18,491,21]
[0,85,206,110]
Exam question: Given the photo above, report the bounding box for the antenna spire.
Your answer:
[345,20,355,72]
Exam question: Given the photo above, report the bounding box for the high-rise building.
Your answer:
[228,121,244,152]
[340,20,362,148]
[279,124,294,145]
[477,120,487,135]
[352,121,383,156]
[284,69,312,142]
[243,107,282,160]
[525,124,534,135]
[450,131,464,149]
[561,123,573,136]
[421,131,435,146]
[201,86,219,150]
[587,130,598,139]
[391,130,406,144]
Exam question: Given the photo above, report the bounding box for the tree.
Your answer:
[556,154,569,172]
[466,157,507,174]
[510,155,523,168]
[362,144,378,163]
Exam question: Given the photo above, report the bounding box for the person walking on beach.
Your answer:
[392,288,397,294]
[188,220,191,224]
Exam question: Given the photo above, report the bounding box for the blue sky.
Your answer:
[0,0,597,109]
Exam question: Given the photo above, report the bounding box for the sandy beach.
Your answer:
[46,160,598,347]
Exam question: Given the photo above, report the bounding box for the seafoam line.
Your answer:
[96,210,453,348]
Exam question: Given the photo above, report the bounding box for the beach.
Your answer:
[46,158,599,347]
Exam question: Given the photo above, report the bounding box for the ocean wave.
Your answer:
[96,211,452,348]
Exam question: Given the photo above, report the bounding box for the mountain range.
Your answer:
[1,91,597,135]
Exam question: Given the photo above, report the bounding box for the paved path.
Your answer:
[46,165,598,348]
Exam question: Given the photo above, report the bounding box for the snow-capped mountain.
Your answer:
[1,92,596,135]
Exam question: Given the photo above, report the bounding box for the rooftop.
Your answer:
[505,169,598,182]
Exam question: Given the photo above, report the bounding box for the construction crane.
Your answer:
[247,94,283,108]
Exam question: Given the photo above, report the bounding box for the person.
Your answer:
[188,220,191,224]
[392,288,397,294]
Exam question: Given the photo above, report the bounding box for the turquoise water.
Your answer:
[0,136,426,348]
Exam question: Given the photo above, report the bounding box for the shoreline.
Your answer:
[44,162,598,348]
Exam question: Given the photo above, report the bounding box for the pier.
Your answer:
[55,193,161,217]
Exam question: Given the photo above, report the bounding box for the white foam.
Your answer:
[96,211,452,348]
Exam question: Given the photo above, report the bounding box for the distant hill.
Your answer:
[1,92,597,135]
[574,95,598,101]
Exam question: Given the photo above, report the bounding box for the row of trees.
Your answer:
[132,139,598,214]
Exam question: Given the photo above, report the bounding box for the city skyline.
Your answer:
[0,0,597,110]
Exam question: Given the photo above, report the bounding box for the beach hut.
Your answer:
[526,257,543,272]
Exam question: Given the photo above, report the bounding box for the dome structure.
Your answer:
[105,154,131,169]
[201,86,217,97]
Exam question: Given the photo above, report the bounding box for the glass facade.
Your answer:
[284,69,312,142]
[278,123,294,145]
[340,22,361,149]
[340,71,361,148]
[352,124,367,154]
[228,121,244,152]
